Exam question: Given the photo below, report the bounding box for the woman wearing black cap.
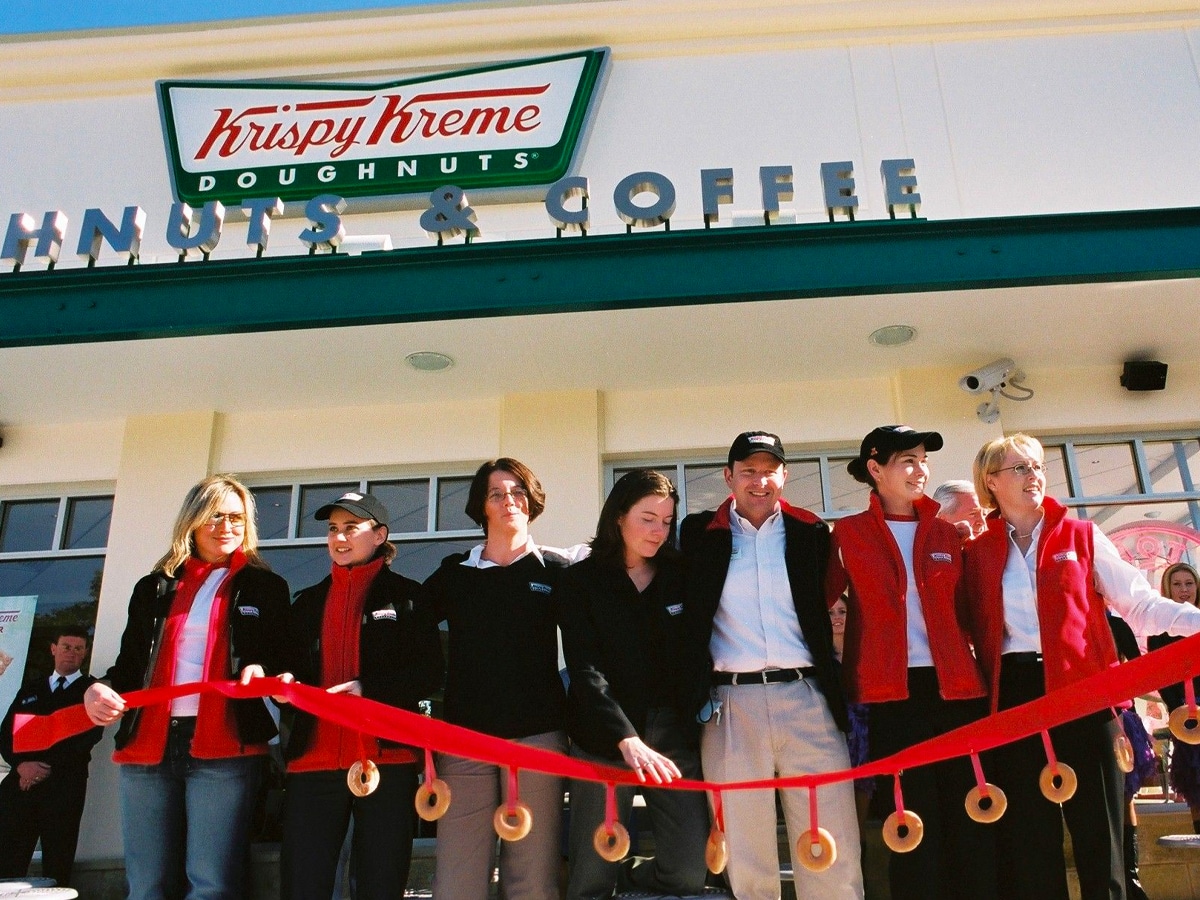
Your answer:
[278,491,444,900]
[826,426,995,900]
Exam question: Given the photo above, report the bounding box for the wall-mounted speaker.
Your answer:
[1120,360,1168,392]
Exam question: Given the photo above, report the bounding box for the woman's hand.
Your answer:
[327,679,363,697]
[240,665,294,704]
[618,735,682,785]
[83,682,126,727]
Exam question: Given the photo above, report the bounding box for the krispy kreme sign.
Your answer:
[159,49,608,205]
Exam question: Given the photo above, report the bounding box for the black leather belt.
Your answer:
[1002,651,1043,664]
[713,667,816,686]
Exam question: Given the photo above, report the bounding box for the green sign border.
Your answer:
[157,48,608,206]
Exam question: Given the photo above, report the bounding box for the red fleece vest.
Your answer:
[965,498,1118,714]
[828,493,985,704]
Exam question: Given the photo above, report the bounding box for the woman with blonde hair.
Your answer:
[83,475,289,900]
[961,434,1200,900]
[1149,561,1200,832]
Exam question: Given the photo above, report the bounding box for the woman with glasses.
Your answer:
[962,434,1200,900]
[422,458,581,900]
[559,469,708,900]
[278,491,444,900]
[82,475,289,900]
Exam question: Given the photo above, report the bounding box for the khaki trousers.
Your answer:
[701,679,863,900]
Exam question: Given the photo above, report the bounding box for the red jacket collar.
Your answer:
[981,495,1068,539]
[706,495,822,532]
[866,490,939,524]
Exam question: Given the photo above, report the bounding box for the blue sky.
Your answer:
[3,1,473,36]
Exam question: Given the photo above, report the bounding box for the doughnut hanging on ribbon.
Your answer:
[415,748,452,821]
[592,822,631,862]
[795,787,838,872]
[881,774,923,853]
[591,783,630,862]
[706,792,728,874]
[493,767,533,841]
[1113,731,1135,774]
[347,759,379,797]
[1169,706,1200,745]
[964,753,1007,824]
[1038,730,1077,803]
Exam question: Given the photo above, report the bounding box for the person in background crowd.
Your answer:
[278,491,444,900]
[932,480,988,541]
[0,626,102,887]
[82,474,289,900]
[827,426,995,900]
[681,431,863,900]
[1107,612,1157,900]
[1148,562,1200,833]
[560,469,708,900]
[962,434,1200,900]
[828,597,873,845]
[422,458,581,900]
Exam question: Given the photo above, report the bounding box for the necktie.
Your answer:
[54,675,66,693]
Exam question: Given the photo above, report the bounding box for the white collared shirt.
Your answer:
[999,517,1200,653]
[459,539,590,569]
[710,501,813,672]
[49,670,82,692]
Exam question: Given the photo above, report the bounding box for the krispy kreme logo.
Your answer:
[159,49,607,205]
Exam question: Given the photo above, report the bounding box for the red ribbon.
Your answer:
[16,630,1200,793]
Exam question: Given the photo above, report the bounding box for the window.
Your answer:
[0,493,113,685]
[249,476,481,590]
[613,448,870,521]
[1040,432,1200,589]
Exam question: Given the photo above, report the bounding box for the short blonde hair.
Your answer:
[973,433,1044,509]
[155,474,267,576]
[1162,562,1200,605]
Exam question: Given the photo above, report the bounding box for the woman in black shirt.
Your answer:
[560,469,708,900]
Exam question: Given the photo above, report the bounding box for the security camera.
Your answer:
[959,358,1016,395]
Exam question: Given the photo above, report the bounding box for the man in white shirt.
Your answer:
[681,432,862,900]
[0,626,102,887]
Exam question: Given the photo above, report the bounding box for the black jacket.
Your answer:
[105,565,290,750]
[0,673,102,772]
[559,553,697,760]
[281,564,444,760]
[679,499,849,733]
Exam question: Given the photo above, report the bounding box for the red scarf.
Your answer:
[289,556,406,772]
[115,549,265,764]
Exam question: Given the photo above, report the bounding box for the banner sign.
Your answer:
[0,596,38,745]
[158,48,608,206]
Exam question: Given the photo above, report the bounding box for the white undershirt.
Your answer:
[885,519,933,666]
[710,501,813,672]
[171,567,230,716]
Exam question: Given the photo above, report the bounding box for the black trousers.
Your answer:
[992,655,1124,900]
[280,762,418,900]
[869,667,997,900]
[0,765,89,886]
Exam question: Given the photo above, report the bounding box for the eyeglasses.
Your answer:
[991,462,1046,478]
[204,512,247,530]
[485,488,529,504]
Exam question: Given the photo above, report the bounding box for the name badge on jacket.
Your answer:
[930,552,953,564]
[237,605,260,617]
[372,608,397,621]
[529,582,552,595]
[1053,551,1078,563]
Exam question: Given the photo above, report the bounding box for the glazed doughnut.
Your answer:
[1039,763,1078,803]
[493,802,534,841]
[414,778,452,821]
[347,760,379,797]
[964,784,1008,824]
[1170,706,1200,745]
[705,827,728,874]
[592,822,631,862]
[795,827,837,872]
[1113,732,1135,774]
[882,810,925,853]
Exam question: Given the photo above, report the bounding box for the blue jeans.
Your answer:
[119,717,261,900]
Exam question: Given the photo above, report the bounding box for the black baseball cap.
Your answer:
[847,425,943,483]
[314,491,390,528]
[727,431,787,467]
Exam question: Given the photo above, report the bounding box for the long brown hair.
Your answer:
[590,469,679,568]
